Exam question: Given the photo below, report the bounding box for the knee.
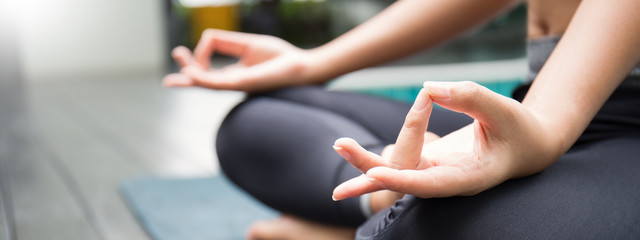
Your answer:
[215,98,263,177]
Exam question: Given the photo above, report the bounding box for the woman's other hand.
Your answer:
[332,81,560,200]
[163,29,318,92]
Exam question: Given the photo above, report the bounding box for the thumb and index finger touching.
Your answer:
[422,81,517,134]
[363,82,518,197]
[333,82,513,199]
[164,29,260,89]
[193,29,259,68]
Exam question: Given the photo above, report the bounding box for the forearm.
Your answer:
[521,0,640,171]
[303,0,516,83]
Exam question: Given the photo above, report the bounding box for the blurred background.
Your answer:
[0,0,525,239]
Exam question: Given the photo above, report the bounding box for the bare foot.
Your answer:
[246,215,355,240]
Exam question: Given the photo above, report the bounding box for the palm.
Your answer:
[414,125,506,197]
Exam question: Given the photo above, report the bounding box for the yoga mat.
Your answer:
[120,176,278,240]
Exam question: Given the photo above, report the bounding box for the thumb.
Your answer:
[422,81,519,132]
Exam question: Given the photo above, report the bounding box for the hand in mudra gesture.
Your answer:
[332,81,558,200]
[163,29,316,92]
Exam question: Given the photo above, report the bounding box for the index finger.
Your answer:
[389,89,433,169]
[193,29,257,68]
[171,46,197,68]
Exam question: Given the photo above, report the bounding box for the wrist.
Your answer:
[299,49,327,85]
[524,105,576,157]
[505,105,567,179]
[299,47,343,85]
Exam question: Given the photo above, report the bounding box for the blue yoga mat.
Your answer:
[120,176,278,240]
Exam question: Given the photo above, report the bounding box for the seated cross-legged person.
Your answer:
[163,0,640,239]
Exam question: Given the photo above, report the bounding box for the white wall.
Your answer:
[16,0,165,82]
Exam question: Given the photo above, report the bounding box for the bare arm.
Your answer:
[488,0,640,181]
[166,0,516,92]
[519,0,640,175]
[304,0,517,83]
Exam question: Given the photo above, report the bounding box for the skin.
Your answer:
[164,0,640,239]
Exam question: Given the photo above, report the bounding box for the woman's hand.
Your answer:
[332,81,561,200]
[163,29,318,92]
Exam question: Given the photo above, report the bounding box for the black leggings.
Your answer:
[216,85,640,238]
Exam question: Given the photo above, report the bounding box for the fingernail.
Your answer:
[411,89,429,111]
[333,145,351,160]
[332,195,339,201]
[425,84,450,99]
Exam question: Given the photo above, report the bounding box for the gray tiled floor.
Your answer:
[0,76,243,240]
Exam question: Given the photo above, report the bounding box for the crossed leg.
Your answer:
[215,86,471,239]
